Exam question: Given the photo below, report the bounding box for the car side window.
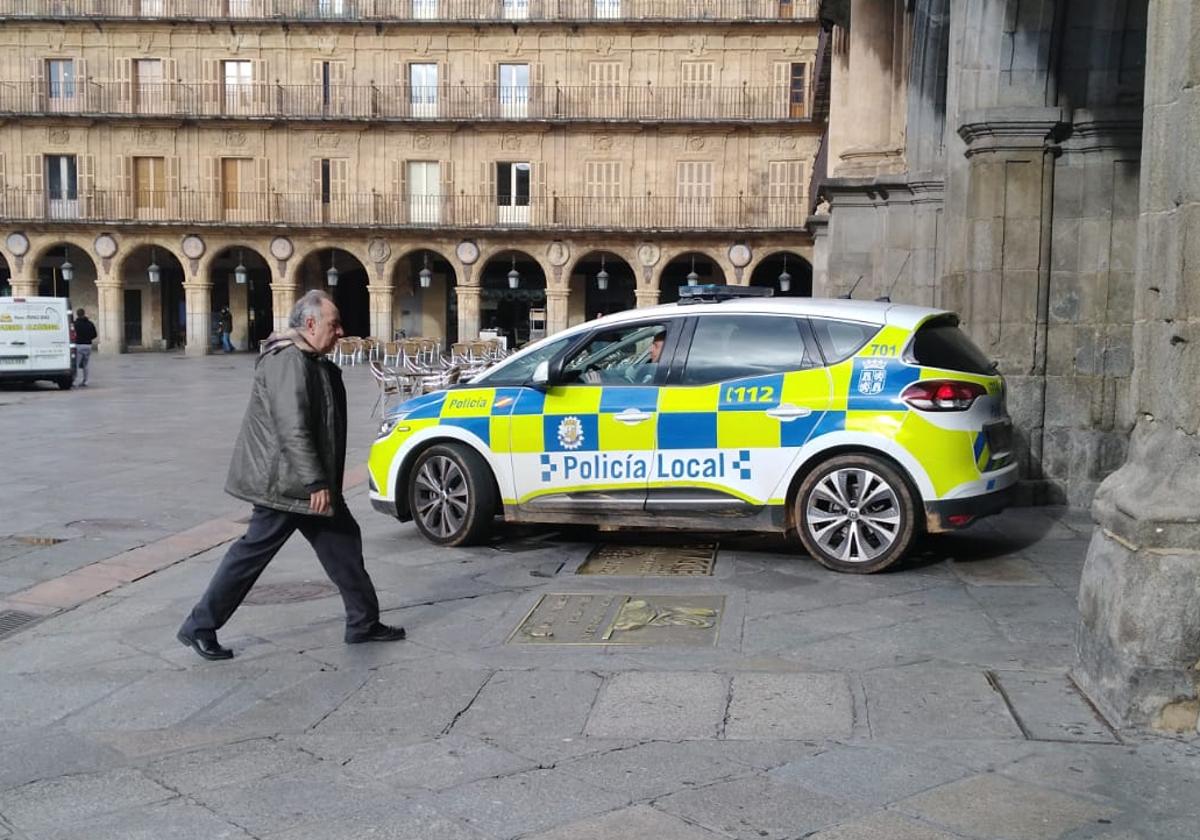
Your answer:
[680,315,815,386]
[472,335,572,385]
[561,322,668,385]
[809,318,879,364]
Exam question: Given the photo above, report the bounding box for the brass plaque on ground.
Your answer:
[508,593,724,646]
[577,542,718,576]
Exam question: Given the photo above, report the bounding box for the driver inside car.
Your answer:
[582,330,664,385]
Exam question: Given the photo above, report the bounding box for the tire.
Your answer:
[56,377,74,391]
[794,453,917,574]
[407,443,497,546]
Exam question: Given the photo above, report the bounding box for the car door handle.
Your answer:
[614,408,651,425]
[766,404,813,422]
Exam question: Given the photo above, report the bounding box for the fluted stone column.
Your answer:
[368,283,394,340]
[183,280,212,356]
[545,288,569,335]
[1075,0,1200,730]
[272,282,298,334]
[456,285,482,342]
[94,280,124,354]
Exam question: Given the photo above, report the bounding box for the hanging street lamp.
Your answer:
[234,249,248,285]
[596,253,609,291]
[326,251,339,287]
[778,254,791,293]
[419,252,433,289]
[147,247,161,284]
[686,254,699,286]
[60,247,74,284]
[507,255,520,289]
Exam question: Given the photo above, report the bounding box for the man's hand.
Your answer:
[582,369,602,384]
[309,489,331,515]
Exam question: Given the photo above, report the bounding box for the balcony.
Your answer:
[0,190,810,231]
[0,81,813,123]
[0,0,818,23]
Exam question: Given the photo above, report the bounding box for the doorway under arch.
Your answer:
[121,245,187,349]
[659,252,725,304]
[393,249,457,343]
[750,251,812,297]
[571,250,636,324]
[479,250,546,348]
[298,248,370,339]
[208,246,272,352]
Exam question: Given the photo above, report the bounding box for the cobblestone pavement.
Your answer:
[1,355,1197,840]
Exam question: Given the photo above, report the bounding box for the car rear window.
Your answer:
[809,319,879,364]
[681,315,817,385]
[908,317,994,375]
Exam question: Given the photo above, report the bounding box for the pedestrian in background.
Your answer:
[219,306,234,353]
[73,308,97,387]
[177,289,405,660]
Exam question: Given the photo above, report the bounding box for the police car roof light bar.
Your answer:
[677,284,774,304]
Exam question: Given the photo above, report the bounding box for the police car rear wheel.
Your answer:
[408,444,496,546]
[796,454,916,574]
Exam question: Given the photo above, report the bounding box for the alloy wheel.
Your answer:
[413,454,470,539]
[804,467,902,564]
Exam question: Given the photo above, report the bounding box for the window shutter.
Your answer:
[440,159,453,222]
[252,59,268,110]
[486,62,497,97]
[166,156,180,215]
[331,158,348,198]
[116,58,132,111]
[24,154,43,196]
[311,157,323,198]
[531,62,544,106]
[481,161,495,223]
[255,157,268,192]
[0,153,5,190]
[312,60,324,85]
[205,157,220,220]
[163,58,177,108]
[203,59,218,109]
[532,161,545,224]
[79,154,94,195]
[117,155,131,215]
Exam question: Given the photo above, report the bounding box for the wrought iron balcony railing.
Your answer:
[0,190,809,231]
[0,81,811,122]
[1,0,817,23]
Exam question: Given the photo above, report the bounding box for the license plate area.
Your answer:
[984,421,1013,460]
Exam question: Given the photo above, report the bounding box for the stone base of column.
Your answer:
[1074,420,1200,730]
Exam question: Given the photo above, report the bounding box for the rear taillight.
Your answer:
[901,380,986,411]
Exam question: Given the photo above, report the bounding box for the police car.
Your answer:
[368,287,1016,573]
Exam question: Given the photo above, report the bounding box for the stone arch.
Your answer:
[206,245,273,351]
[567,249,638,326]
[749,250,813,297]
[477,243,555,289]
[295,247,370,339]
[656,249,727,304]
[30,240,99,313]
[118,242,188,350]
[478,248,548,348]
[390,246,458,342]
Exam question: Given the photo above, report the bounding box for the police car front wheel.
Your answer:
[795,454,917,574]
[407,444,497,546]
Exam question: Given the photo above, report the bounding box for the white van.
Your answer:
[0,297,76,390]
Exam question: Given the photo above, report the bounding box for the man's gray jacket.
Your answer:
[224,330,347,517]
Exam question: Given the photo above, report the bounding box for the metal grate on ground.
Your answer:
[0,609,43,641]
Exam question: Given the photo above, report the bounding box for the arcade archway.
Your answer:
[479,250,546,348]
[570,250,636,324]
[121,245,187,349]
[299,248,369,338]
[207,246,272,352]
[392,249,457,343]
[750,251,812,297]
[659,251,725,303]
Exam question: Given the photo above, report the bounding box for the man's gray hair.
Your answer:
[288,289,333,329]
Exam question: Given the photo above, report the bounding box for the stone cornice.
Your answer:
[820,175,945,207]
[958,106,1071,156]
[1062,107,1143,154]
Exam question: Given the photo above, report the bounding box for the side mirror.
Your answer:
[531,360,550,390]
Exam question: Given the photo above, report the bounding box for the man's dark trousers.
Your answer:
[180,503,380,641]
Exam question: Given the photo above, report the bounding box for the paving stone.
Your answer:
[991,671,1118,743]
[143,737,320,794]
[429,767,631,837]
[895,773,1117,840]
[558,740,750,800]
[769,743,971,805]
[522,804,725,840]
[586,672,728,739]
[340,733,535,790]
[0,671,130,736]
[62,669,245,732]
[449,669,602,740]
[32,798,255,840]
[260,801,486,840]
[950,556,1054,586]
[654,775,866,840]
[860,666,1024,740]
[312,667,491,739]
[0,731,126,792]
[725,672,853,739]
[808,811,964,840]
[0,768,174,831]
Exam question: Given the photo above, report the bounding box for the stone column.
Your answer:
[368,283,394,341]
[94,280,124,354]
[833,0,905,178]
[183,280,212,356]
[545,288,569,335]
[229,280,249,351]
[808,214,831,295]
[635,289,660,308]
[10,258,38,296]
[456,285,482,342]
[1075,1,1200,730]
[272,282,298,334]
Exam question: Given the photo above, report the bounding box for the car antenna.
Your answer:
[876,252,911,303]
[838,274,864,300]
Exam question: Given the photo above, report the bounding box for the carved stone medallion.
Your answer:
[93,234,118,260]
[181,235,205,260]
[48,128,70,145]
[728,244,752,268]
[269,236,294,261]
[6,232,30,257]
[546,241,570,267]
[367,238,391,263]
[456,240,480,265]
[636,243,661,267]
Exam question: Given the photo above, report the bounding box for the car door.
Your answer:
[647,313,831,515]
[509,318,681,515]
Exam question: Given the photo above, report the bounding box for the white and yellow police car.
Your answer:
[368,286,1016,573]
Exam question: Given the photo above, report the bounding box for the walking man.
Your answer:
[73,308,97,387]
[219,306,234,353]
[178,289,405,660]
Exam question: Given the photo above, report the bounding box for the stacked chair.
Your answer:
[365,336,510,416]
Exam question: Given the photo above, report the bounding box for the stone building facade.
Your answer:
[811,0,1198,728]
[0,1,824,354]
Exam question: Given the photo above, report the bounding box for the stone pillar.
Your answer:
[368,283,394,341]
[10,259,37,296]
[272,282,298,334]
[183,280,212,356]
[545,288,569,335]
[1075,1,1200,731]
[635,289,660,308]
[456,285,482,342]
[808,214,831,295]
[833,0,905,178]
[94,280,124,354]
[229,280,249,351]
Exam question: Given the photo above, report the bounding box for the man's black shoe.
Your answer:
[345,623,406,644]
[177,630,233,660]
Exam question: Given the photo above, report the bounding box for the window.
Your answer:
[46,59,75,108]
[502,0,529,20]
[588,61,622,115]
[809,319,879,364]
[768,160,805,227]
[221,157,254,212]
[409,63,438,117]
[594,0,621,18]
[407,160,441,224]
[585,161,621,225]
[906,316,995,375]
[563,322,668,386]
[676,161,713,226]
[412,0,438,19]
[222,60,253,114]
[682,315,817,385]
[474,335,573,386]
[134,59,163,112]
[789,63,807,117]
[681,61,714,114]
[45,154,78,218]
[499,63,530,118]
[497,161,530,224]
[317,0,347,17]
[134,156,165,211]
